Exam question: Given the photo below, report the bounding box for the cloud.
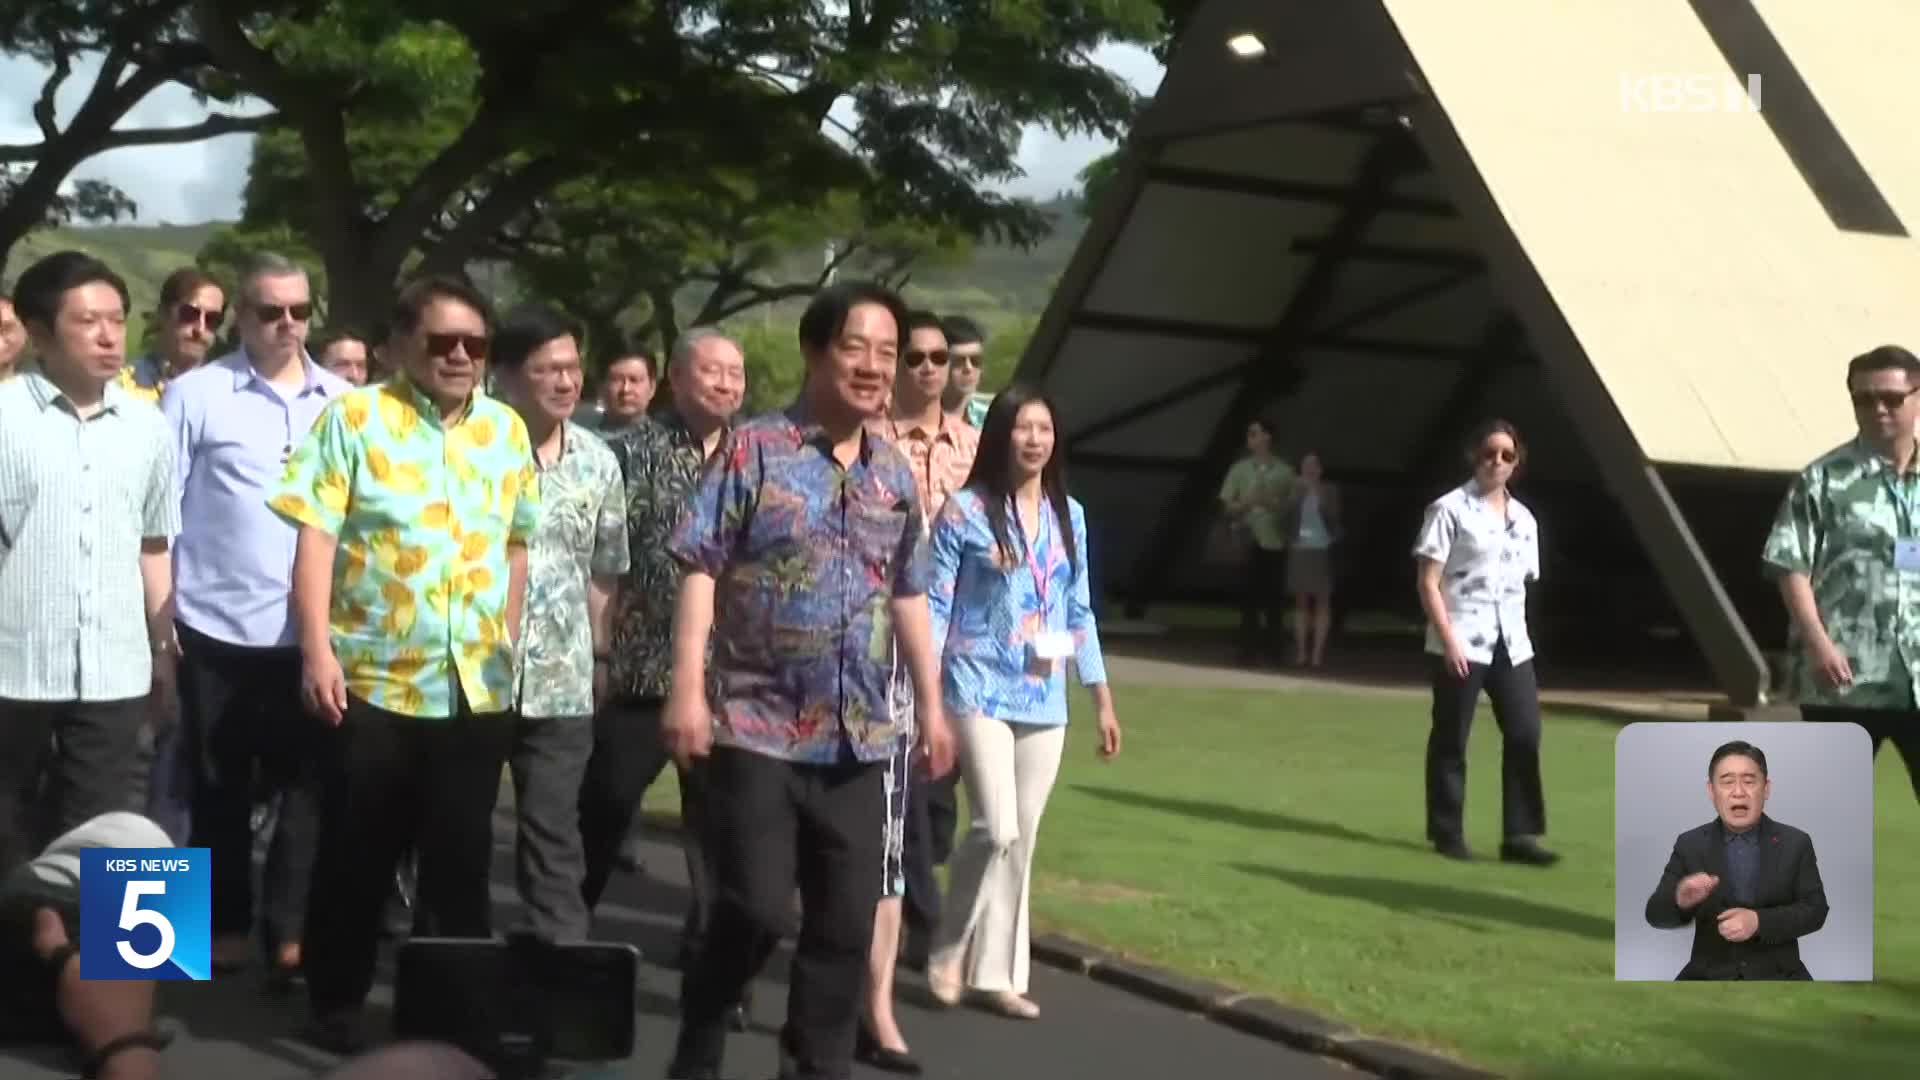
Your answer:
[0,43,1164,222]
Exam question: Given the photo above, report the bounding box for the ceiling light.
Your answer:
[1227,33,1267,60]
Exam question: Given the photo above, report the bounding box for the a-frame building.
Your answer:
[1016,0,1920,707]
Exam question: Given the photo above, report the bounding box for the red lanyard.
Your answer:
[1016,498,1053,608]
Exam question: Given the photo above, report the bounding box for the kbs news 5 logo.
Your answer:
[78,848,212,981]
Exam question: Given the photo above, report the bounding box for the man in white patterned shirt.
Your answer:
[0,251,181,874]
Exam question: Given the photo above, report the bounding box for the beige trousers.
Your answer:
[931,714,1067,993]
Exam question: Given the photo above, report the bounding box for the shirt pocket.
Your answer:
[853,501,911,586]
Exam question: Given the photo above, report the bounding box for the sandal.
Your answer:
[75,1028,174,1079]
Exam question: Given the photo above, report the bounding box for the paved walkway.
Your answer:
[0,826,1359,1080]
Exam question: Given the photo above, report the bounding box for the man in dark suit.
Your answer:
[1643,740,1829,980]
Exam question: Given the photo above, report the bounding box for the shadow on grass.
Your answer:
[1528,994,1920,1080]
[1230,862,1612,943]
[1071,785,1431,854]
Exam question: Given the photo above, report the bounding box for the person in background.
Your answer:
[0,251,180,875]
[315,330,371,386]
[269,274,538,1054]
[598,352,656,434]
[1218,418,1294,667]
[490,304,628,943]
[924,384,1120,1022]
[1762,344,1920,807]
[580,328,746,998]
[0,812,177,1080]
[0,294,26,377]
[119,266,226,403]
[1412,419,1557,867]
[941,315,992,429]
[162,252,347,988]
[859,309,980,1073]
[1280,451,1340,668]
[661,282,955,1080]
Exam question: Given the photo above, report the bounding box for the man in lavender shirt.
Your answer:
[159,252,350,986]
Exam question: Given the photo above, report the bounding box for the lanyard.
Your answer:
[1887,468,1917,536]
[1013,497,1054,609]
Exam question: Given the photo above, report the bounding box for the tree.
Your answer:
[192,0,1166,330]
[0,0,272,274]
[1077,149,1125,210]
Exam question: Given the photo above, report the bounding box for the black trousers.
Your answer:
[1239,547,1286,659]
[1425,640,1546,843]
[302,695,514,1015]
[1801,704,1920,804]
[577,697,715,960]
[899,771,957,951]
[671,746,887,1080]
[177,622,320,950]
[0,697,146,876]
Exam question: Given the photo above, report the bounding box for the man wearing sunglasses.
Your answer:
[118,267,226,404]
[159,252,347,987]
[940,314,993,430]
[270,274,538,1055]
[1764,344,1920,808]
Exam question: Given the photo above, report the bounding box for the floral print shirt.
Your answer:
[513,421,627,718]
[927,490,1107,727]
[668,403,929,764]
[1412,482,1540,666]
[268,376,541,719]
[606,411,722,702]
[1763,437,1920,708]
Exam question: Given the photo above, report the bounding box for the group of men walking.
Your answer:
[0,245,1000,1079]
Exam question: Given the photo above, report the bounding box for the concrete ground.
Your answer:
[0,825,1363,1080]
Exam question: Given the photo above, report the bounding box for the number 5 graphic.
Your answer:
[115,881,176,970]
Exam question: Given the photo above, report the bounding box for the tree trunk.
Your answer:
[0,150,80,281]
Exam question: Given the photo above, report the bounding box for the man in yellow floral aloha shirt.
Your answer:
[266,274,540,1054]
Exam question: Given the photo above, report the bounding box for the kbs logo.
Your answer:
[78,848,211,981]
[1618,73,1763,114]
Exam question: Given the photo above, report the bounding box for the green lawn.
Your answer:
[645,685,1920,1078]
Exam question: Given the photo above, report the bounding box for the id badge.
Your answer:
[1034,630,1075,660]
[1899,538,1920,572]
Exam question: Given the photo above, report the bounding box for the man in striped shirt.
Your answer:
[0,251,181,875]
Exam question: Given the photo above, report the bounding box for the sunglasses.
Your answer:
[905,348,949,368]
[1478,447,1518,465]
[1851,388,1916,411]
[252,302,313,324]
[426,332,490,360]
[950,353,983,370]
[175,303,225,331]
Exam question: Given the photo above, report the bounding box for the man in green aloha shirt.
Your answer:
[1763,344,1920,805]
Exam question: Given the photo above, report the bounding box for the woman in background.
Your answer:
[1281,451,1340,667]
[1218,419,1293,667]
[925,384,1121,1020]
[1412,419,1557,867]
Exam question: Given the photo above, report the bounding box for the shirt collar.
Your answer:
[23,367,123,416]
[225,347,331,396]
[1850,435,1917,478]
[785,398,876,464]
[391,371,477,428]
[885,408,965,445]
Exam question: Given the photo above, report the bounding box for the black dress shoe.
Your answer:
[1434,837,1473,861]
[856,1027,923,1075]
[1500,840,1561,866]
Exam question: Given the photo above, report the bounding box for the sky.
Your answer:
[0,43,1165,227]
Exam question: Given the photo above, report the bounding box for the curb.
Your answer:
[634,813,1498,1078]
[1026,933,1499,1079]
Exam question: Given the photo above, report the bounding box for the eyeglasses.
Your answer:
[175,303,225,331]
[426,332,490,360]
[905,348,949,368]
[950,353,983,370]
[1479,447,1518,465]
[1851,388,1917,412]
[252,303,313,324]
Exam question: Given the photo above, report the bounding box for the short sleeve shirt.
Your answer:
[1412,482,1541,666]
[268,377,542,719]
[667,404,929,764]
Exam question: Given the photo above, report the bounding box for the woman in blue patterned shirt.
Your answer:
[923,383,1122,1020]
